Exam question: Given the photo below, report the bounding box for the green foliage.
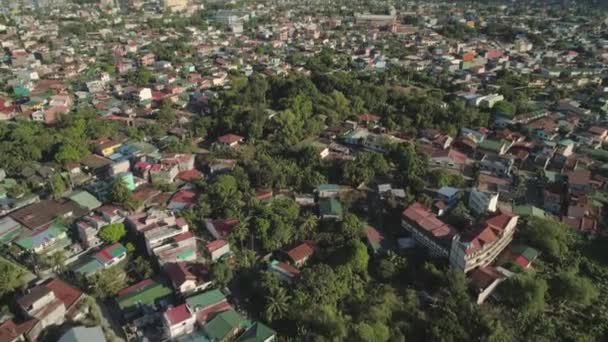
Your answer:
[133,256,154,280]
[90,267,127,299]
[502,272,548,314]
[98,223,126,243]
[110,177,131,205]
[551,271,599,307]
[211,260,233,288]
[518,217,575,261]
[0,260,25,296]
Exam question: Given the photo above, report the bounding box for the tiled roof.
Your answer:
[44,278,83,310]
[94,243,126,265]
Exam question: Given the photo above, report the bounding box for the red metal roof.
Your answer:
[217,134,244,145]
[165,304,192,325]
[44,278,83,310]
[206,239,228,253]
[286,241,316,263]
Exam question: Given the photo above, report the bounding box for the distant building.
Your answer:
[468,188,499,215]
[163,0,187,12]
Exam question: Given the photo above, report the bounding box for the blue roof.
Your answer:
[438,186,459,198]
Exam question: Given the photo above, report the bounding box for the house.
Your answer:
[205,219,239,240]
[16,279,78,341]
[468,267,505,304]
[437,187,459,207]
[268,260,300,283]
[185,289,232,324]
[203,309,246,342]
[235,322,276,342]
[10,199,87,230]
[15,221,71,255]
[318,198,343,220]
[74,243,127,277]
[117,279,173,319]
[479,154,514,177]
[217,134,244,147]
[286,241,316,267]
[163,262,213,296]
[316,184,340,198]
[468,188,499,215]
[206,240,231,261]
[566,170,591,195]
[364,226,389,254]
[163,303,197,339]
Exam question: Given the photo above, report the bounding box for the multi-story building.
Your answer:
[449,212,519,272]
[402,203,518,272]
[401,202,457,257]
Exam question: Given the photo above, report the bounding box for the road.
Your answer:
[97,299,127,342]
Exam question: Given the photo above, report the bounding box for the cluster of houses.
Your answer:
[0,0,607,339]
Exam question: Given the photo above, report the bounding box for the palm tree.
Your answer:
[298,213,318,241]
[264,287,291,322]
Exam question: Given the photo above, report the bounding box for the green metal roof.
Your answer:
[204,309,245,341]
[478,139,505,153]
[186,289,226,312]
[513,205,547,219]
[67,190,102,210]
[15,221,68,250]
[73,259,103,276]
[511,245,540,262]
[319,198,343,217]
[118,281,173,311]
[235,322,276,342]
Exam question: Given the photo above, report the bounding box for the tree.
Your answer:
[110,177,131,205]
[50,173,67,200]
[211,260,233,288]
[264,286,290,322]
[49,251,66,273]
[99,223,126,243]
[0,260,25,295]
[134,256,154,279]
[338,240,369,274]
[519,217,574,260]
[90,267,128,299]
[339,213,365,242]
[157,100,176,128]
[493,100,516,118]
[502,272,548,314]
[552,271,599,307]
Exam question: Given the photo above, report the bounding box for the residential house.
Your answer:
[217,134,244,148]
[163,262,213,296]
[437,187,459,207]
[285,241,316,268]
[205,240,231,261]
[364,226,389,254]
[205,219,239,240]
[318,198,343,220]
[73,243,127,277]
[268,260,300,283]
[235,322,276,342]
[479,154,514,177]
[316,184,340,198]
[203,309,246,342]
[15,221,71,255]
[163,304,197,339]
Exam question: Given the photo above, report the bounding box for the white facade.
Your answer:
[468,188,499,215]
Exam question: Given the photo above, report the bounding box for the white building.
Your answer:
[468,188,499,215]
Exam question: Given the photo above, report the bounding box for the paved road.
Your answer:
[97,299,126,342]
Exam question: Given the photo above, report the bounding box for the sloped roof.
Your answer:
[117,279,172,311]
[286,241,316,263]
[186,289,226,312]
[203,309,245,341]
[235,322,276,342]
